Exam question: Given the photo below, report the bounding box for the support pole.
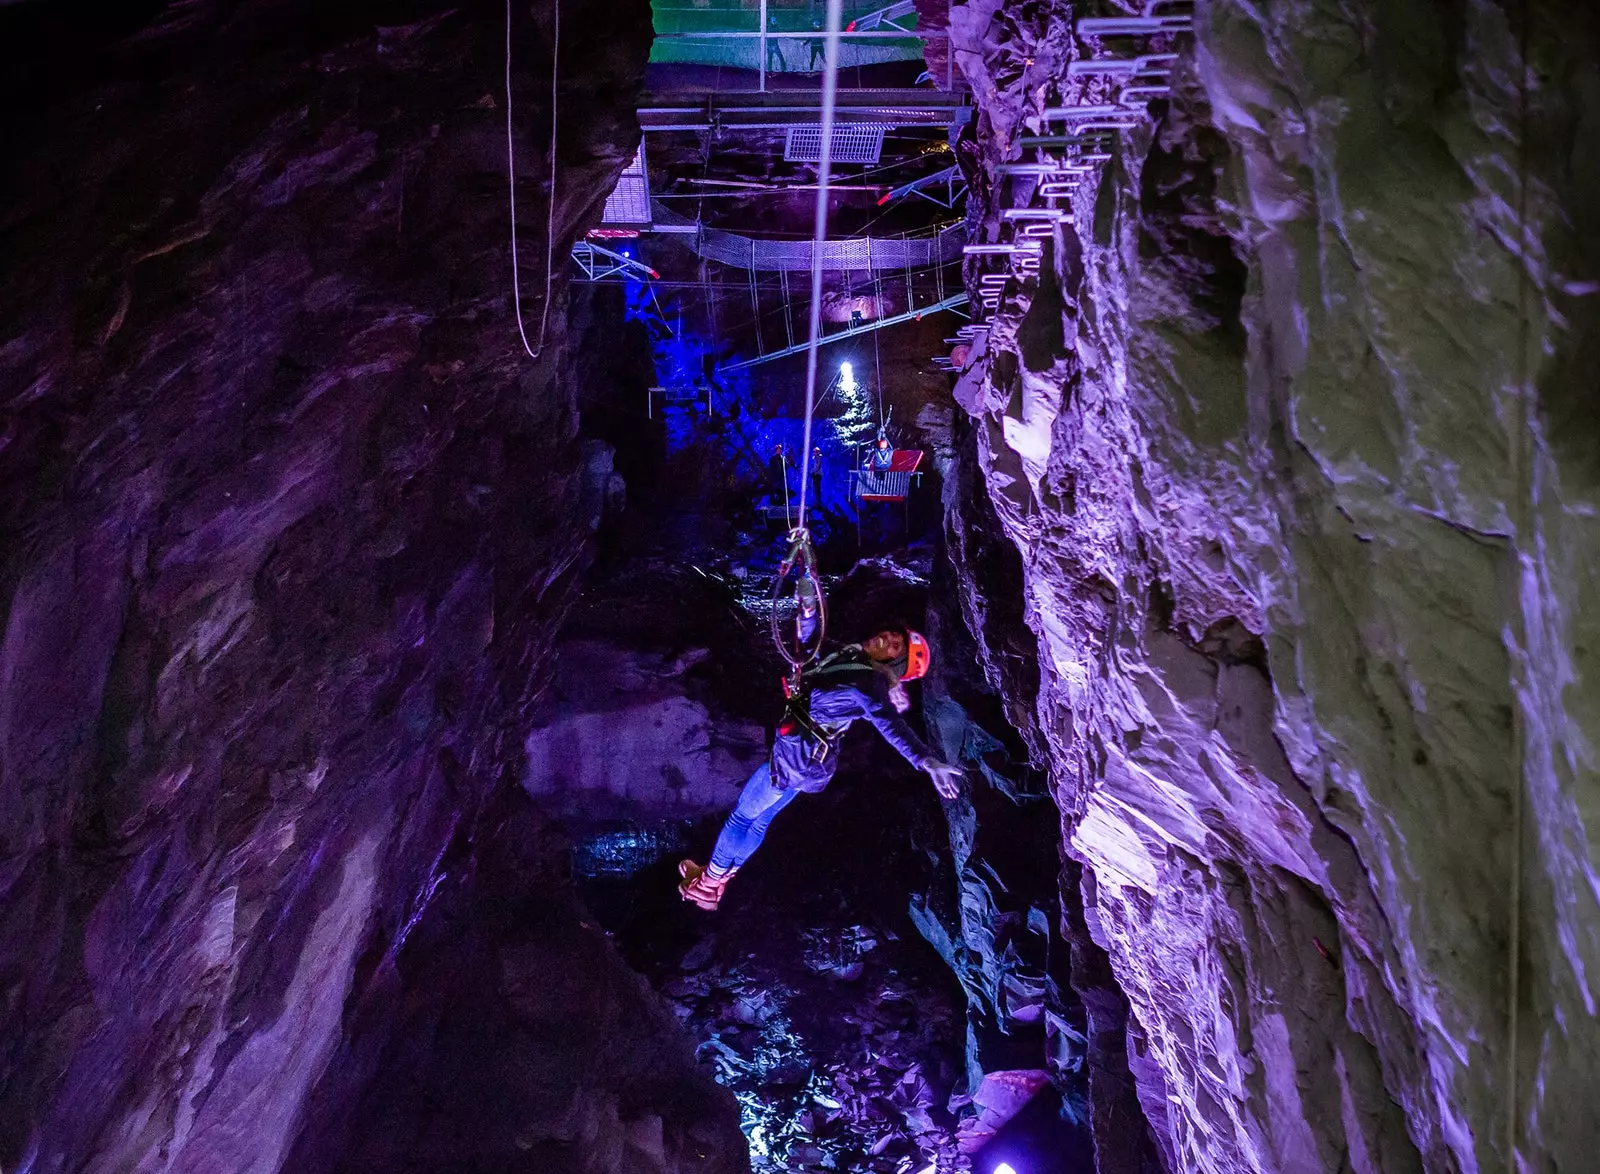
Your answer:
[759,0,767,91]
[724,291,969,369]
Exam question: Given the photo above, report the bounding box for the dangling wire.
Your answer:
[770,0,844,672]
[534,0,561,356]
[505,0,561,360]
[873,315,884,428]
[781,448,793,531]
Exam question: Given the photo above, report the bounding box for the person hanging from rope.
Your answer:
[677,622,963,911]
[865,430,895,472]
[678,0,959,913]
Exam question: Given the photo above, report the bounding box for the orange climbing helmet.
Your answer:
[901,629,931,681]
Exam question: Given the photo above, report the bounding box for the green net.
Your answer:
[649,0,924,70]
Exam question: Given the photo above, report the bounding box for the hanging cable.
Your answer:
[505,0,561,360]
[792,0,845,538]
[770,0,844,673]
[781,448,793,531]
[873,318,884,428]
[534,0,561,357]
[505,0,536,358]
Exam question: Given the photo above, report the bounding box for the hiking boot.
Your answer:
[678,859,735,911]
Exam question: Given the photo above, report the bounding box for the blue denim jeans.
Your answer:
[708,760,801,872]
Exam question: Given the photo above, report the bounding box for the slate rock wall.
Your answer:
[948,0,1600,1170]
[0,2,743,1171]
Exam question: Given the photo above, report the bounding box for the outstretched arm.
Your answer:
[853,680,965,799]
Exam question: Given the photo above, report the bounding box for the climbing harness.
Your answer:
[767,0,845,672]
[775,646,884,764]
[505,0,560,359]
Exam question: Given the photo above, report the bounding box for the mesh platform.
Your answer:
[854,450,924,500]
[601,145,651,224]
[785,123,887,164]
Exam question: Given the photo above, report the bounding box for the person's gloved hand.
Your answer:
[922,759,964,800]
[887,682,911,713]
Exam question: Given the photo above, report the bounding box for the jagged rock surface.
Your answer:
[950,1,1600,1171]
[522,562,770,823]
[0,2,745,1171]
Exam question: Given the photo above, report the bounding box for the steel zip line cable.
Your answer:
[767,0,844,674]
[793,0,846,537]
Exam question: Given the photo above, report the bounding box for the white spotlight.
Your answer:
[839,361,858,393]
[993,1164,1019,1174]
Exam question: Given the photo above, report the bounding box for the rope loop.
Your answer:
[769,529,827,671]
[768,0,842,677]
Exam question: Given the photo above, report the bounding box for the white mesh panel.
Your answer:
[602,145,651,224]
[784,124,886,164]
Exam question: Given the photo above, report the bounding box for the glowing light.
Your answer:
[993,1165,1019,1174]
[839,361,858,393]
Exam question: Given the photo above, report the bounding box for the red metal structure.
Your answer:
[855,449,924,501]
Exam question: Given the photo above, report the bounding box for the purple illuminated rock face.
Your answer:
[951,1,1600,1172]
[0,2,744,1171]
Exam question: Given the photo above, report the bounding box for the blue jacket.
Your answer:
[771,653,932,792]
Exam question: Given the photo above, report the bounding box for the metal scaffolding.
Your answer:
[637,88,971,133]
[964,0,1194,320]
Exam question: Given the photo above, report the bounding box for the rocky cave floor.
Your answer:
[582,790,970,1174]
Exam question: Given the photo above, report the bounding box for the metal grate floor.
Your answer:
[784,123,886,164]
[601,144,651,223]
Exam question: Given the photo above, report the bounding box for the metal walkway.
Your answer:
[638,87,971,132]
[649,203,965,272]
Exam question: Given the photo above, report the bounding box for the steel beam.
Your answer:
[722,292,969,369]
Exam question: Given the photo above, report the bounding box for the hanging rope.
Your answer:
[535,0,560,356]
[769,527,828,671]
[792,0,846,538]
[781,448,793,531]
[769,0,845,672]
[505,0,561,360]
[873,318,884,427]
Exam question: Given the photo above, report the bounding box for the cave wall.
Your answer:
[0,2,743,1171]
[949,0,1600,1171]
